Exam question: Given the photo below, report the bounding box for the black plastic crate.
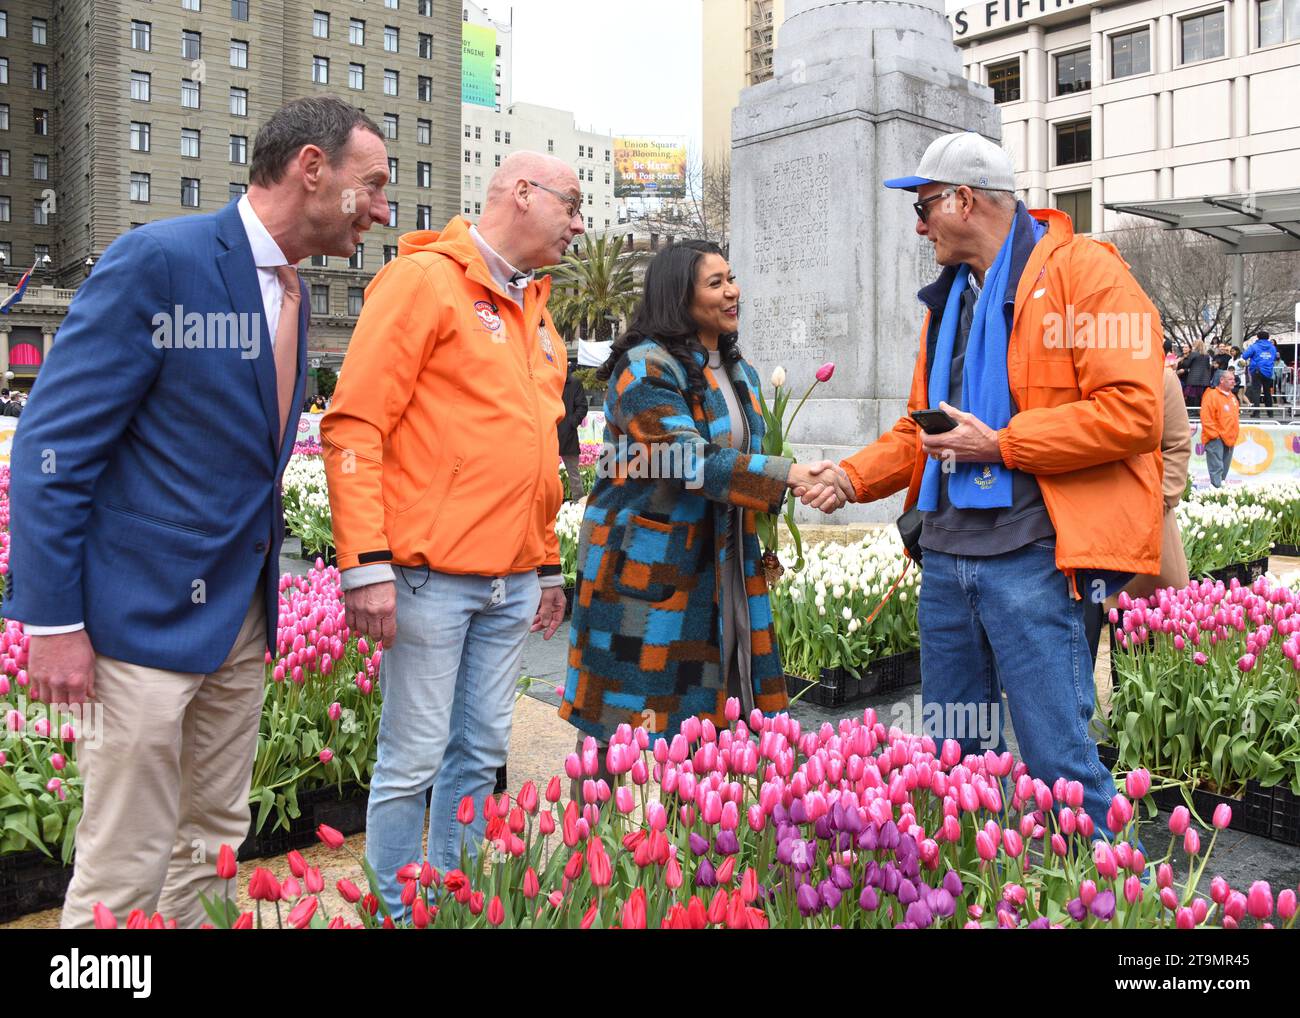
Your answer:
[1271,542,1300,558]
[785,669,850,709]
[1267,783,1300,846]
[238,783,368,861]
[1199,557,1269,587]
[901,649,921,687]
[0,852,73,923]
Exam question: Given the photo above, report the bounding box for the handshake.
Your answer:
[786,460,855,514]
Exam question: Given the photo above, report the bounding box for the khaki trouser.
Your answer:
[61,595,266,929]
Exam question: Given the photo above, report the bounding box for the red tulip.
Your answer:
[396,863,421,883]
[125,909,148,930]
[286,850,307,878]
[411,897,430,929]
[215,843,237,881]
[457,796,476,825]
[1247,881,1274,920]
[400,881,418,907]
[305,866,324,894]
[620,887,647,930]
[288,896,318,929]
[815,362,835,383]
[488,895,505,927]
[420,862,437,888]
[232,911,254,930]
[580,899,599,930]
[248,867,281,902]
[716,856,736,885]
[741,867,759,903]
[523,867,540,900]
[564,851,584,882]
[337,878,362,903]
[92,903,117,930]
[316,824,345,849]
[587,839,613,887]
[707,889,728,925]
[539,811,556,836]
[468,891,485,916]
[665,852,683,890]
[518,781,539,815]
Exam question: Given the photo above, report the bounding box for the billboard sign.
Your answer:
[462,23,497,108]
[614,137,687,198]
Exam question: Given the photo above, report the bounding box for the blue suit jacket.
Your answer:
[6,200,309,672]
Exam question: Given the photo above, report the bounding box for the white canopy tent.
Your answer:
[576,338,613,368]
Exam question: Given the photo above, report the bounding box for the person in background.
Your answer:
[1179,340,1212,407]
[1201,368,1240,488]
[558,368,588,501]
[1209,340,1232,388]
[1,389,20,418]
[1243,330,1279,418]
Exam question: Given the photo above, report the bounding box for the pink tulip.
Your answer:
[1176,907,1195,930]
[1212,803,1232,830]
[1124,769,1150,800]
[1079,880,1097,907]
[1157,863,1174,889]
[1209,875,1229,903]
[615,785,635,814]
[1093,842,1118,880]
[1277,889,1297,920]
[1246,881,1274,920]
[318,748,334,764]
[975,831,997,862]
[1168,805,1190,835]
[1184,828,1200,856]
[1124,875,1144,904]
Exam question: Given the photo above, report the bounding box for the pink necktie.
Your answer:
[274,265,301,449]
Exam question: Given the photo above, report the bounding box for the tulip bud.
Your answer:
[216,843,237,881]
[1212,803,1232,830]
[770,365,787,387]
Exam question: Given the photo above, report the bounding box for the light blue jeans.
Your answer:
[365,567,539,914]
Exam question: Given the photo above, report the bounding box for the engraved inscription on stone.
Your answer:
[744,289,830,372]
[752,153,832,276]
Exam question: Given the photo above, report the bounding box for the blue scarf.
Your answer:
[917,217,1044,511]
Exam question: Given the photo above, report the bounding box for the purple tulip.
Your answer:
[1027,917,1051,929]
[814,816,833,840]
[831,863,854,891]
[1090,889,1116,922]
[714,830,740,856]
[820,879,842,910]
[882,865,901,896]
[942,870,964,899]
[857,826,879,851]
[906,900,934,928]
[688,832,709,857]
[897,878,919,905]
[695,857,716,888]
[797,882,822,916]
[1066,897,1087,922]
[928,887,956,919]
[879,821,900,851]
[789,799,808,825]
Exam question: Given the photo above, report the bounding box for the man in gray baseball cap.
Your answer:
[804,130,1166,841]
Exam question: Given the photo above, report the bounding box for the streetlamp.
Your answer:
[83,256,96,277]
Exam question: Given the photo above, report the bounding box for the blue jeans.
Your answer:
[917,542,1120,837]
[1205,438,1232,487]
[365,567,539,914]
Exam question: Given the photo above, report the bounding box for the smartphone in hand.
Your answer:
[910,408,958,434]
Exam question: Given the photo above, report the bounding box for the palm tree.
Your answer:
[545,233,639,343]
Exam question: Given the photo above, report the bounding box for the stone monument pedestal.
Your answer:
[731,0,1001,525]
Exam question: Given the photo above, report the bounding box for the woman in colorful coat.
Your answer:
[558,240,848,748]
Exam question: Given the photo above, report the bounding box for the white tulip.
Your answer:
[770,366,787,388]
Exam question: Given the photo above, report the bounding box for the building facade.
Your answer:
[702,0,784,158]
[0,0,463,383]
[702,0,1300,234]
[953,0,1300,232]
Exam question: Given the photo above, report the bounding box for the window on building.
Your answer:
[32,109,48,135]
[464,148,471,164]
[350,19,365,45]
[349,63,364,90]
[33,199,49,225]
[349,245,364,270]
[464,123,471,139]
[230,87,248,117]
[130,122,151,152]
[312,56,329,84]
[494,154,501,167]
[462,202,472,215]
[417,205,431,229]
[33,244,49,264]
[547,139,554,154]
[420,0,433,15]
[181,79,200,109]
[1055,119,1091,165]
[310,254,328,268]
[182,31,202,61]
[417,162,431,187]
[0,12,6,38]
[419,33,433,58]
[0,151,9,176]
[230,40,249,69]
[474,126,481,140]
[474,151,481,165]
[130,172,151,203]
[1055,189,1092,233]
[383,114,398,139]
[385,0,398,9]
[418,76,432,101]
[384,69,399,96]
[229,181,247,199]
[182,177,201,208]
[313,10,330,39]
[463,173,471,189]
[417,119,431,144]
[181,127,200,158]
[32,64,47,90]
[1182,9,1225,63]
[232,0,250,22]
[1055,48,1091,95]
[384,25,399,52]
[131,71,151,102]
[384,244,398,263]
[505,131,512,145]
[230,134,248,163]
[605,149,611,161]
[182,0,200,10]
[1111,27,1151,78]
[310,286,330,315]
[605,172,611,185]
[387,201,398,228]
[0,243,9,269]
[131,20,152,51]
[987,58,1021,104]
[474,201,482,216]
[32,154,48,181]
[348,287,364,316]
[387,157,398,184]
[1258,0,1300,46]
[0,105,7,132]
[0,58,6,85]
[32,17,46,45]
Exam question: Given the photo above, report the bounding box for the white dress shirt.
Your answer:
[26,198,290,637]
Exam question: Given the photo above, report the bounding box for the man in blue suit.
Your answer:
[6,97,390,927]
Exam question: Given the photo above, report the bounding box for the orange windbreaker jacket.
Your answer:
[322,217,565,576]
[840,209,1165,582]
[1200,386,1240,446]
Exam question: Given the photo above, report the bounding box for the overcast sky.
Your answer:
[501,0,969,151]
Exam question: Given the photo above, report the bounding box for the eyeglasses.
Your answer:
[527,179,583,219]
[913,188,957,224]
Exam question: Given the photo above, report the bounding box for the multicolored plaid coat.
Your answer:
[558,340,793,743]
